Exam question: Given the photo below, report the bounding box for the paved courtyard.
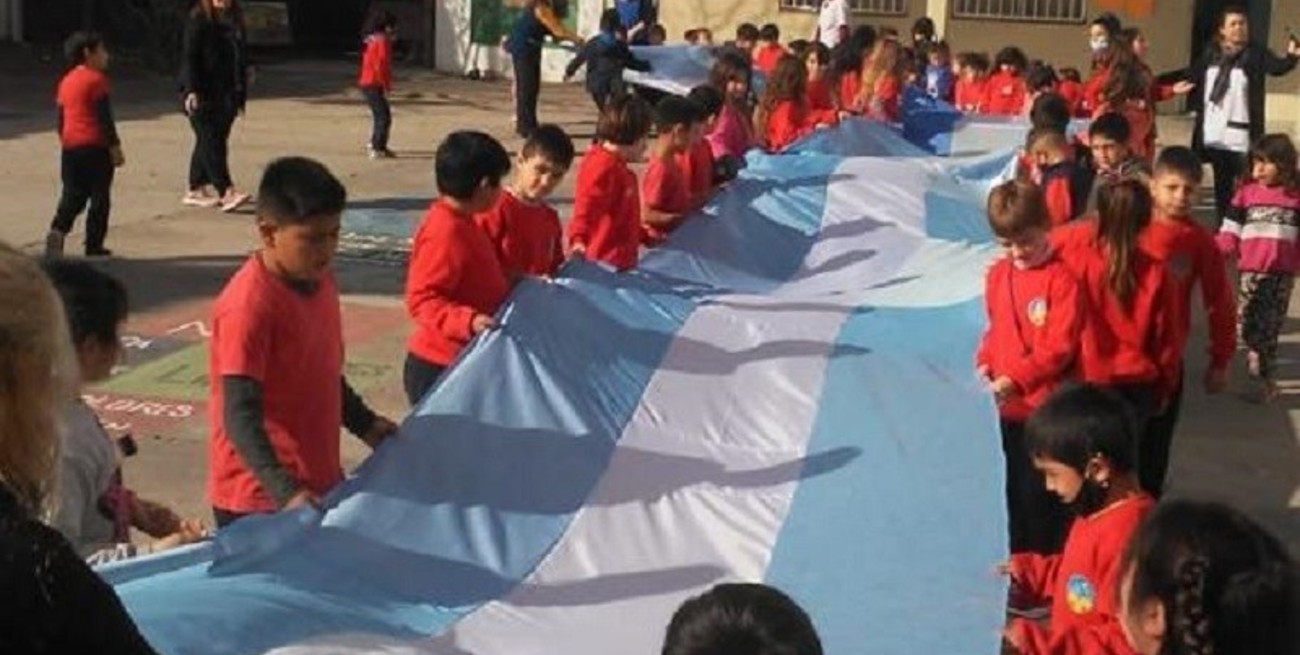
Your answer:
[1,47,1297,550]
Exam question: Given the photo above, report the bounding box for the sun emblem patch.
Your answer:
[1067,574,1097,614]
[1027,297,1048,327]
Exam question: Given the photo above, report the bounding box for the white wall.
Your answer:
[435,0,601,81]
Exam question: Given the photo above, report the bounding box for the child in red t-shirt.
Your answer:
[757,55,838,152]
[358,10,396,159]
[568,93,654,271]
[1027,129,1084,227]
[981,46,1028,116]
[1002,383,1156,655]
[978,180,1083,555]
[684,85,724,202]
[753,23,786,75]
[952,51,990,113]
[209,157,396,527]
[474,124,575,280]
[1136,148,1235,497]
[643,96,705,245]
[804,41,835,112]
[46,32,124,259]
[405,131,515,406]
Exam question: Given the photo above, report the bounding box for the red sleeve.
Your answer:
[568,157,611,249]
[1044,177,1074,227]
[1194,229,1237,369]
[473,204,509,268]
[1009,552,1062,602]
[877,78,902,121]
[976,269,999,370]
[214,302,272,382]
[378,38,393,91]
[1149,269,1184,402]
[1006,271,1082,397]
[405,221,477,342]
[642,157,671,212]
[766,102,809,152]
[549,209,565,275]
[1035,620,1141,655]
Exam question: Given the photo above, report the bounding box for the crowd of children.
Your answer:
[10,6,1300,654]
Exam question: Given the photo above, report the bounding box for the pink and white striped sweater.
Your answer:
[1216,182,1300,274]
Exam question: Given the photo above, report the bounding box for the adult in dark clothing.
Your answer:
[1161,6,1299,222]
[564,9,651,112]
[506,0,583,139]
[180,0,252,212]
[0,245,158,655]
[615,0,658,46]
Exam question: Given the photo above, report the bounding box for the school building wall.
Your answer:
[657,1,926,48]
[434,0,602,81]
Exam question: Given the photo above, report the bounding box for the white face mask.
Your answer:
[1089,37,1109,54]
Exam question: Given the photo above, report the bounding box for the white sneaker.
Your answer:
[182,190,220,208]
[219,191,252,213]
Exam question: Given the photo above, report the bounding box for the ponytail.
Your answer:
[1095,179,1152,309]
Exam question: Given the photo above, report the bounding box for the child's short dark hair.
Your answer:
[686,85,724,120]
[1027,127,1069,156]
[1026,383,1138,474]
[364,9,396,34]
[648,23,666,42]
[994,46,1028,72]
[1088,111,1132,144]
[1154,146,1204,184]
[1059,66,1082,83]
[600,8,621,34]
[521,124,576,169]
[257,157,348,225]
[987,179,1049,238]
[955,51,989,73]
[662,583,823,655]
[1030,93,1071,133]
[787,39,811,59]
[655,95,702,132]
[434,131,511,200]
[759,23,780,42]
[64,31,104,66]
[597,93,654,146]
[41,260,128,347]
[736,23,759,43]
[1024,61,1058,92]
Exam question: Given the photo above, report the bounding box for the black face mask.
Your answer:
[1068,474,1109,516]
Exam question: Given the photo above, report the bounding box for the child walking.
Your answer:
[209,157,397,527]
[568,94,653,270]
[563,8,651,112]
[1216,134,1300,402]
[46,32,123,258]
[1003,383,1156,655]
[359,10,396,159]
[406,132,515,405]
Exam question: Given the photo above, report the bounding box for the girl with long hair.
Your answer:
[854,39,905,121]
[756,55,837,152]
[704,50,757,161]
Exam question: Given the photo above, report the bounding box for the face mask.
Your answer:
[1089,37,1109,54]
[1068,473,1109,516]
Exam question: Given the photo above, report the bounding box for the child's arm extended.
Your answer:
[342,378,397,448]
[1214,188,1248,257]
[1195,229,1237,389]
[223,376,308,507]
[1006,552,1061,602]
[1005,274,1082,399]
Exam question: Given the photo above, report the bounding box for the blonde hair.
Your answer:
[0,243,74,517]
[858,40,903,109]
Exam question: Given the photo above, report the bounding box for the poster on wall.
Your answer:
[245,0,292,45]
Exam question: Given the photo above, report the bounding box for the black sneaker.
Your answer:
[84,247,114,258]
[44,231,65,258]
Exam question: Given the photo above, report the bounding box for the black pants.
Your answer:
[362,86,392,151]
[50,146,115,252]
[1140,373,1184,498]
[403,352,446,407]
[1203,147,1245,226]
[513,49,542,137]
[188,101,238,194]
[1001,420,1071,555]
[213,507,255,529]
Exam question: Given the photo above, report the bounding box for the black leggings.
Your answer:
[188,101,238,194]
[1202,147,1245,227]
[50,146,115,252]
[362,86,392,151]
[513,49,542,137]
[403,352,446,407]
[1140,373,1185,499]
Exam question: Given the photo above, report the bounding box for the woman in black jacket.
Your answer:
[1163,6,1298,221]
[179,0,252,212]
[0,245,158,655]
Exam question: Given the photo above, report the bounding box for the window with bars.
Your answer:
[951,0,1087,23]
[778,0,908,15]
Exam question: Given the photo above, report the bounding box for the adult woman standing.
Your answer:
[1166,6,1298,223]
[0,244,158,653]
[506,0,582,139]
[179,0,252,212]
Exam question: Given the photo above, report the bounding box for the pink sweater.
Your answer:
[706,103,756,161]
[1216,182,1300,274]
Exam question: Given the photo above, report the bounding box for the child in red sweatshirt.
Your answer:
[758,54,839,152]
[977,180,1083,555]
[1136,147,1236,497]
[404,131,514,406]
[642,96,704,245]
[567,94,653,271]
[981,46,1028,116]
[753,23,786,75]
[474,124,575,279]
[952,51,990,113]
[683,85,723,207]
[358,11,396,159]
[1003,383,1156,655]
[1027,129,1084,228]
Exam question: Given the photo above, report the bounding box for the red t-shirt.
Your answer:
[57,64,112,149]
[1008,494,1156,655]
[953,77,987,113]
[208,255,346,513]
[976,253,1083,422]
[765,100,837,152]
[642,152,692,245]
[676,139,714,208]
[838,73,863,112]
[358,33,392,90]
[567,145,642,271]
[864,76,902,122]
[981,70,1026,116]
[406,199,511,366]
[807,77,835,112]
[474,189,564,278]
[1140,218,1237,372]
[754,43,786,75]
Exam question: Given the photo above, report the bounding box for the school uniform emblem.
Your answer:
[1026,297,1048,327]
[1066,574,1096,614]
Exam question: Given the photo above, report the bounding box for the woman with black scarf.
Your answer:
[1163,6,1298,222]
[179,0,252,212]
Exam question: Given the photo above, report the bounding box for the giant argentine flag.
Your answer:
[104,121,1014,655]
